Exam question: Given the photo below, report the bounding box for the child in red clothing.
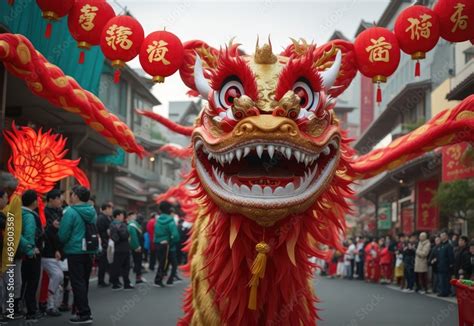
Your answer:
[380,243,393,283]
[364,238,381,283]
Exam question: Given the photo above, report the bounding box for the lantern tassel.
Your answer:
[415,60,420,77]
[114,69,121,84]
[45,22,52,39]
[248,241,270,310]
[376,83,382,104]
[79,51,85,64]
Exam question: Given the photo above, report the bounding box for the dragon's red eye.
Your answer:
[224,86,242,106]
[216,78,245,111]
[294,86,309,107]
[292,80,319,113]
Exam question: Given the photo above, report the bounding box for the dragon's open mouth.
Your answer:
[194,138,340,208]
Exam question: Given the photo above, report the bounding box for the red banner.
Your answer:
[416,179,439,231]
[442,142,474,182]
[401,205,414,235]
[360,75,374,134]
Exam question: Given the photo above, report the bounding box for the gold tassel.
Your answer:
[248,241,270,310]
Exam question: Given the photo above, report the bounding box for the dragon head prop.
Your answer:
[182,39,357,227]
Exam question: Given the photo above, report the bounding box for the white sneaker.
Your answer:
[419,290,426,294]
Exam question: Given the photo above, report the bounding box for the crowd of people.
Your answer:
[0,186,191,324]
[321,231,474,296]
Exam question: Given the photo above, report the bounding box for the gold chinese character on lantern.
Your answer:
[365,37,392,63]
[106,25,133,51]
[146,40,171,65]
[405,14,433,40]
[79,4,98,31]
[450,3,468,32]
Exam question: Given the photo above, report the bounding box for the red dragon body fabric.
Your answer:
[0,34,473,325]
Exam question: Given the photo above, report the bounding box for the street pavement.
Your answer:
[8,274,458,326]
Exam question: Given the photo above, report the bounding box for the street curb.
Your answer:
[385,285,457,304]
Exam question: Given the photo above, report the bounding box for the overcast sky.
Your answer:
[118,0,390,115]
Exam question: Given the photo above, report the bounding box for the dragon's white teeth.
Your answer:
[243,147,251,158]
[236,148,242,161]
[256,145,264,158]
[301,152,306,162]
[267,145,275,159]
[274,186,285,196]
[304,156,310,167]
[285,147,292,160]
[251,184,263,195]
[263,186,272,196]
[232,183,240,193]
[322,146,330,155]
[207,152,213,160]
[285,182,295,193]
[240,185,251,195]
[228,152,234,163]
[329,140,339,149]
[294,150,301,163]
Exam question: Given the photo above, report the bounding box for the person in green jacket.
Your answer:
[153,201,180,287]
[20,190,44,322]
[58,186,96,324]
[127,211,144,284]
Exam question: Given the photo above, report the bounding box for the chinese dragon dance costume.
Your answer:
[1,34,473,325]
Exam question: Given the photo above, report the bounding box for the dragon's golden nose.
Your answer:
[232,115,299,138]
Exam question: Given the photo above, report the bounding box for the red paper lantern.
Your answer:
[68,0,115,64]
[139,31,184,83]
[394,5,440,77]
[434,0,474,42]
[36,0,75,38]
[354,26,401,104]
[100,16,144,83]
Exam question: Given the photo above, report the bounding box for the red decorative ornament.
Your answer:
[68,0,115,64]
[354,26,401,104]
[36,0,75,39]
[100,16,144,84]
[139,30,184,83]
[394,5,440,77]
[434,0,474,42]
[4,123,90,225]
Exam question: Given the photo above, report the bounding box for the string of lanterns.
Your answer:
[4,0,474,97]
[354,0,473,104]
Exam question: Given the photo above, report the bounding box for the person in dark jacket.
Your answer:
[153,201,180,287]
[44,189,63,225]
[38,189,64,315]
[109,209,133,290]
[20,190,44,322]
[402,234,417,292]
[455,236,471,280]
[468,241,474,281]
[429,236,441,293]
[436,231,455,297]
[96,202,113,287]
[58,186,97,324]
[40,189,64,317]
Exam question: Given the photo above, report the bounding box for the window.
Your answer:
[99,71,128,119]
[133,92,152,126]
[466,52,474,64]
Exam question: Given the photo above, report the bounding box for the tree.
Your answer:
[433,179,474,221]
